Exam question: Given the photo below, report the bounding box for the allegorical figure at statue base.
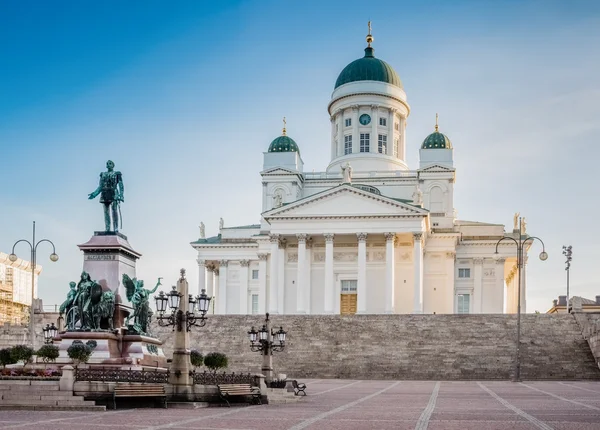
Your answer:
[61,271,116,332]
[123,274,162,335]
[88,160,124,232]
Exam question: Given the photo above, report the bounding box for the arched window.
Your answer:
[429,186,444,212]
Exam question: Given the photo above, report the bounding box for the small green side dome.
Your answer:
[268,135,300,154]
[335,47,403,89]
[421,131,453,149]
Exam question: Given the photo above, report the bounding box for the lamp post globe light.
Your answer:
[248,313,287,383]
[42,323,58,344]
[10,221,59,350]
[494,216,547,382]
[562,245,573,313]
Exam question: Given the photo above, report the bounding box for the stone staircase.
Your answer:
[0,380,105,411]
[158,314,600,380]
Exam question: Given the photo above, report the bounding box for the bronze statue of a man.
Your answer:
[88,160,124,232]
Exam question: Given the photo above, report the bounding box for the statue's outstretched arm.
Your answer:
[149,277,162,295]
[88,174,102,199]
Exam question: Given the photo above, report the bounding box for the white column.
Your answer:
[257,253,268,314]
[197,259,206,296]
[262,182,268,212]
[446,252,456,314]
[324,233,335,313]
[239,260,250,314]
[269,234,280,314]
[388,108,395,156]
[213,269,219,314]
[296,234,307,313]
[278,242,285,313]
[352,106,359,153]
[305,240,313,313]
[473,258,483,313]
[413,232,423,313]
[384,233,396,313]
[337,112,343,156]
[206,265,214,298]
[330,116,336,159]
[371,105,378,153]
[357,233,368,313]
[218,260,228,314]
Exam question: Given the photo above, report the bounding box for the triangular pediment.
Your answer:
[260,167,301,176]
[263,185,428,220]
[419,164,455,172]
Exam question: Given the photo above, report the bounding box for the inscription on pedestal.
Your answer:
[85,254,117,261]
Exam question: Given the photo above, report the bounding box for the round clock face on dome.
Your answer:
[359,114,371,125]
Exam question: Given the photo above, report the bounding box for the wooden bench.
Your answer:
[217,383,261,407]
[291,379,307,396]
[113,383,167,409]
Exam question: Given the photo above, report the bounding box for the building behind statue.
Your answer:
[0,252,40,325]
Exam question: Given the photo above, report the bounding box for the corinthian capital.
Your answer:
[324,233,335,243]
[357,232,368,243]
[413,232,423,242]
[296,233,308,243]
[384,232,396,242]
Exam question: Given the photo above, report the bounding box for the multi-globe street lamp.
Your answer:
[154,281,211,332]
[248,313,287,383]
[42,323,58,344]
[563,245,573,313]
[9,221,59,349]
[495,216,547,382]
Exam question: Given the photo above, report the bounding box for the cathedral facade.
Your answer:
[192,29,526,316]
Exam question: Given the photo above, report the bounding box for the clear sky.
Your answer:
[1,0,599,313]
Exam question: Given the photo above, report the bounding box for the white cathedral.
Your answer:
[192,28,528,316]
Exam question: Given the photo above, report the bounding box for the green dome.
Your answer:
[335,47,403,89]
[421,131,453,149]
[268,135,300,154]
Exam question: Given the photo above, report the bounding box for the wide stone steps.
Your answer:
[0,380,105,411]
[156,314,600,380]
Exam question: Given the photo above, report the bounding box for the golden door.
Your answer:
[340,294,357,315]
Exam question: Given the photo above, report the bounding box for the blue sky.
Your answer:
[1,0,599,313]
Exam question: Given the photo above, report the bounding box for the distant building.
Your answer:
[547,295,600,314]
[0,252,41,325]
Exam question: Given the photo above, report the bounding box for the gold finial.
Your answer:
[435,113,439,132]
[282,117,287,136]
[366,21,373,47]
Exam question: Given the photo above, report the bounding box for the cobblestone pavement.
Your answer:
[1,380,599,429]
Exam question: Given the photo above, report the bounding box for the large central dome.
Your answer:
[334,46,403,89]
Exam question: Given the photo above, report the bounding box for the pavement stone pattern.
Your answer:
[153,314,600,380]
[1,379,600,429]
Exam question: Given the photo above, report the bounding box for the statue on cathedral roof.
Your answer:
[341,162,352,184]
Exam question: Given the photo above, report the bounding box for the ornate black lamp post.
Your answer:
[563,245,573,313]
[9,221,59,349]
[155,269,210,390]
[248,313,287,383]
[155,281,211,331]
[42,323,58,344]
[495,217,547,382]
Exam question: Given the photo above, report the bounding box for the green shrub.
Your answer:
[10,345,34,365]
[190,350,204,369]
[203,352,228,372]
[36,345,59,363]
[67,340,96,365]
[0,348,16,368]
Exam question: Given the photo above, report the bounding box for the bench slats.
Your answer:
[113,384,167,409]
[217,383,261,407]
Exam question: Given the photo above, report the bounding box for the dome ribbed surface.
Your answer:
[268,135,300,154]
[335,47,402,89]
[421,131,452,149]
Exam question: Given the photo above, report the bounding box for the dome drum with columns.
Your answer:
[192,25,528,316]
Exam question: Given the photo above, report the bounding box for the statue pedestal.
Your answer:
[77,232,142,328]
[56,331,167,368]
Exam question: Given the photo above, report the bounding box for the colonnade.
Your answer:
[196,231,425,315]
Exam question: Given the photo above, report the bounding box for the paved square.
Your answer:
[0,380,599,429]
